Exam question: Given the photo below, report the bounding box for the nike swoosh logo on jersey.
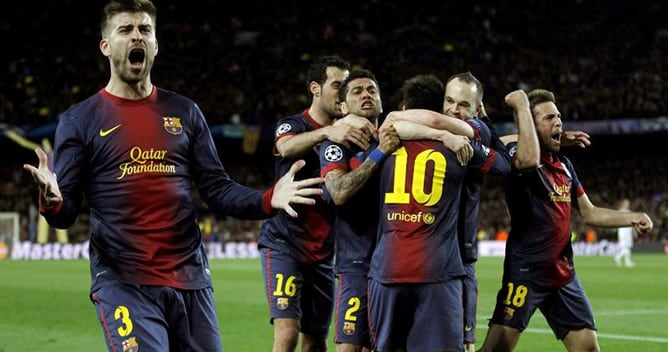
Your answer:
[99,124,122,137]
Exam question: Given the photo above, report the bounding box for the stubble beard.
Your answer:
[112,56,150,85]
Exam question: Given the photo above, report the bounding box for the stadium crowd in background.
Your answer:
[1,1,666,129]
[1,0,667,245]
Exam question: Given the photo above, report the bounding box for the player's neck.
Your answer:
[105,77,153,100]
[307,104,337,126]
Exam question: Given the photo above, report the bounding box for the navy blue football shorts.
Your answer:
[91,281,221,352]
[368,278,463,352]
[488,272,597,339]
[260,247,334,338]
[333,272,370,348]
[462,262,478,344]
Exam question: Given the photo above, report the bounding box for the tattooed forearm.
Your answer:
[325,159,378,205]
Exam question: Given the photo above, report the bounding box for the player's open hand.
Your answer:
[23,147,62,206]
[271,160,324,218]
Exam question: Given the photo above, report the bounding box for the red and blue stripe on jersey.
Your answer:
[43,87,272,291]
[458,119,511,262]
[258,110,335,264]
[503,143,585,287]
[319,140,379,274]
[370,140,471,284]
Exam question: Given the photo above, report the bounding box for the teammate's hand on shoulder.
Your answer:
[335,114,378,139]
[441,133,472,166]
[326,121,372,151]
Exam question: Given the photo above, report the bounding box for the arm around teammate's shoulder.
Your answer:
[275,129,328,158]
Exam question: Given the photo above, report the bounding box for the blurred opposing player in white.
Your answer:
[615,198,636,267]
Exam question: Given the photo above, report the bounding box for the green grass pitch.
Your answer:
[1,255,667,351]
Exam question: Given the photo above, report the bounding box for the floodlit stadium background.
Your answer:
[0,1,667,350]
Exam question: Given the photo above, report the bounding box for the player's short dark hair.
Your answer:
[306,55,351,95]
[527,89,557,112]
[338,69,379,103]
[398,74,445,111]
[101,0,157,37]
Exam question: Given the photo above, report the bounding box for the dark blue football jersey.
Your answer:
[503,142,585,287]
[42,87,274,292]
[258,110,336,264]
[319,140,380,274]
[369,136,496,284]
[458,118,510,262]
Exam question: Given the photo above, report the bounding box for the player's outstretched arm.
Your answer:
[577,193,653,234]
[23,147,62,206]
[502,130,591,149]
[271,159,324,218]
